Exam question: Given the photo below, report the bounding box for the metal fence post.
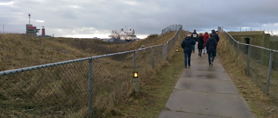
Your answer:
[162,45,164,61]
[233,39,235,48]
[132,51,139,93]
[152,47,154,69]
[266,50,274,95]
[133,51,136,70]
[237,41,240,53]
[173,38,174,50]
[247,44,251,75]
[165,43,168,61]
[88,59,93,117]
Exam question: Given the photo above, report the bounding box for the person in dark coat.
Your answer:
[211,29,219,42]
[206,33,218,66]
[181,34,196,68]
[203,32,209,54]
[191,30,198,53]
[197,33,204,57]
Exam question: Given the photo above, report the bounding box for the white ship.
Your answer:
[109,27,137,41]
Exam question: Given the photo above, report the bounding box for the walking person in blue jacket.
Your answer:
[181,34,196,69]
[206,33,217,66]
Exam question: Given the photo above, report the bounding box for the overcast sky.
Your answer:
[1,0,278,38]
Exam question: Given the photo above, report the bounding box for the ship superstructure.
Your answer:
[109,27,137,41]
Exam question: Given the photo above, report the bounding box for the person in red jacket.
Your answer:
[203,32,209,54]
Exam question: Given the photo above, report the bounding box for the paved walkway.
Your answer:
[158,50,256,118]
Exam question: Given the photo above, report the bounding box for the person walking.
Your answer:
[211,29,219,42]
[197,33,204,57]
[206,33,217,66]
[191,30,198,53]
[203,32,209,54]
[181,34,196,69]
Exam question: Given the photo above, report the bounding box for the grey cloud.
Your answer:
[1,0,278,36]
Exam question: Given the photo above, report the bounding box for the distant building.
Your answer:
[26,14,40,36]
[26,24,40,36]
[38,26,52,37]
[109,27,138,41]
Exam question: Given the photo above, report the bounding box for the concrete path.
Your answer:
[158,50,256,118]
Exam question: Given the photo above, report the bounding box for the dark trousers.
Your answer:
[208,51,216,65]
[198,49,202,55]
[184,52,192,67]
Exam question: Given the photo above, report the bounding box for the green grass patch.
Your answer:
[113,46,185,117]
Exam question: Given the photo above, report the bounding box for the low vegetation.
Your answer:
[0,30,188,117]
[218,33,278,118]
[0,32,178,71]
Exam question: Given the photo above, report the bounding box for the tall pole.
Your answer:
[3,24,4,34]
[28,14,30,24]
[266,50,273,95]
[88,59,93,117]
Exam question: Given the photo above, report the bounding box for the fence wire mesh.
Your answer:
[91,53,133,117]
[135,48,153,76]
[162,24,182,34]
[219,27,278,100]
[269,51,278,101]
[273,51,278,71]
[0,61,89,117]
[0,25,183,117]
[153,46,164,68]
[249,46,270,92]
[166,28,181,60]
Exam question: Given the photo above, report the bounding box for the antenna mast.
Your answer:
[28,14,31,24]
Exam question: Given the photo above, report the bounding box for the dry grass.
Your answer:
[0,32,176,71]
[228,31,264,36]
[111,30,189,118]
[217,33,278,118]
[0,30,187,117]
[0,34,90,71]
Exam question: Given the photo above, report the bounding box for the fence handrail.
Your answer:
[219,27,278,52]
[0,25,182,76]
[162,24,182,34]
[166,25,182,44]
[0,44,165,76]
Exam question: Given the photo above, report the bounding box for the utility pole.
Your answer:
[28,14,31,24]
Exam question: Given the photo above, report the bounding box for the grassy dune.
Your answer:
[0,34,89,71]
[0,32,179,71]
[0,30,188,117]
[218,33,278,118]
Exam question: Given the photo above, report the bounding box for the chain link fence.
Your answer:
[218,27,278,101]
[162,24,182,34]
[0,25,182,118]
